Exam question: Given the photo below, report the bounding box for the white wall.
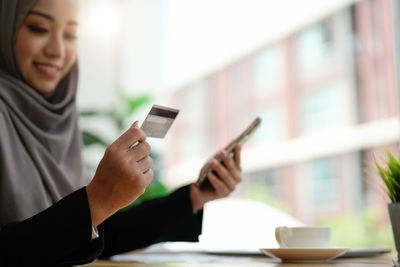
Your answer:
[77,0,165,110]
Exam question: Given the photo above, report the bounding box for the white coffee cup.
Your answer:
[275,226,330,248]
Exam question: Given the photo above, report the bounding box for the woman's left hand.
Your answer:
[190,145,242,212]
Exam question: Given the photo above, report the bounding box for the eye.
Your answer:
[64,33,77,41]
[28,25,48,34]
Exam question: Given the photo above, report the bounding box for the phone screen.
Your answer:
[196,117,261,189]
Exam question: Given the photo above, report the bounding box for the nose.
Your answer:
[44,32,65,59]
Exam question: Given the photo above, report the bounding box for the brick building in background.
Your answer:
[163,0,399,224]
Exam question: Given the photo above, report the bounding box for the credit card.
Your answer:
[140,104,179,138]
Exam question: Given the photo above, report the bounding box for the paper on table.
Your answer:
[111,251,261,263]
[110,242,271,263]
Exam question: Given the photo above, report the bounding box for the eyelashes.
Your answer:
[27,25,77,40]
[28,25,48,33]
[64,33,78,40]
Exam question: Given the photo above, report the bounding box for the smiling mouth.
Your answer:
[34,62,61,78]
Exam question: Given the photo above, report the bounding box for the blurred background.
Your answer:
[77,0,399,249]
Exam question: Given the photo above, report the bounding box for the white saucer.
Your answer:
[260,247,349,263]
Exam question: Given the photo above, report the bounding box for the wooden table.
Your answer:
[76,252,394,267]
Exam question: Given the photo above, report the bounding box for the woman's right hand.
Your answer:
[86,122,153,227]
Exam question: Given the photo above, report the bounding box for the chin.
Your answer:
[33,84,57,95]
[31,81,58,95]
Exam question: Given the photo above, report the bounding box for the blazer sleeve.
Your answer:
[100,184,203,258]
[0,185,203,266]
[0,187,102,267]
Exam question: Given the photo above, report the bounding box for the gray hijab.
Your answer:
[0,0,91,227]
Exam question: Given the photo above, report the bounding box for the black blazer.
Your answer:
[0,185,203,266]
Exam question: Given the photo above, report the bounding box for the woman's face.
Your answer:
[15,0,78,94]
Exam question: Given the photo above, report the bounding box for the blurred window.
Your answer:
[251,45,284,95]
[179,83,206,159]
[253,105,285,142]
[309,158,337,203]
[180,130,204,159]
[296,22,333,75]
[299,85,340,134]
[308,158,337,203]
[225,63,251,135]
[243,169,280,202]
[183,82,205,118]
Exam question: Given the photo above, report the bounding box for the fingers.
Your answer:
[211,159,235,191]
[221,150,242,183]
[143,168,154,186]
[206,147,242,194]
[234,145,242,171]
[109,122,151,162]
[137,156,153,174]
[208,172,230,196]
[129,141,151,161]
[114,122,146,149]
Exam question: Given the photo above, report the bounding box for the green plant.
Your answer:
[318,208,393,248]
[374,150,400,203]
[80,90,151,148]
[79,89,169,207]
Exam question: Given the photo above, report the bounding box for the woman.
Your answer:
[0,0,242,266]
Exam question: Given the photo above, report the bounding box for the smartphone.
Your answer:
[196,117,262,189]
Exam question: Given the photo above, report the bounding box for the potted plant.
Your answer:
[374,149,400,264]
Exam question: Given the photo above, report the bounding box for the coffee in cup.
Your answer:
[275,226,330,248]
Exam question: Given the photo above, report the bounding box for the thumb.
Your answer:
[113,121,145,149]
